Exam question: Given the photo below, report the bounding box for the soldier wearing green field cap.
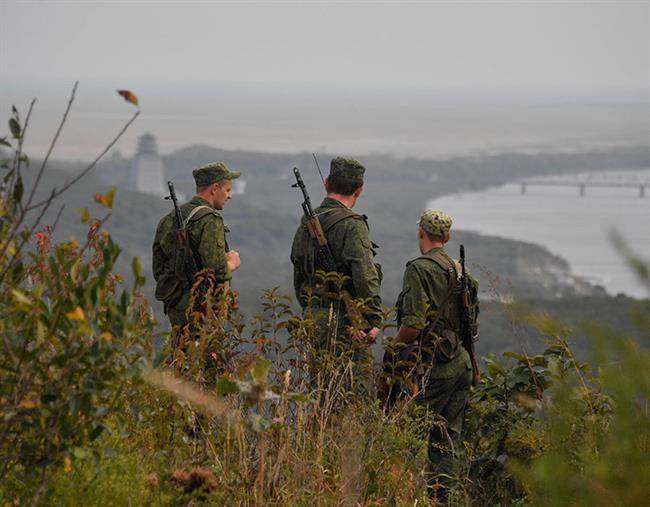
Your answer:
[291,156,383,397]
[152,161,242,332]
[382,209,479,503]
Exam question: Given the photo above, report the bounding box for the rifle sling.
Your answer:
[183,205,218,227]
[317,207,367,232]
[420,267,456,340]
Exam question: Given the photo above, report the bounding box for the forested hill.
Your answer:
[160,144,650,200]
[21,145,650,360]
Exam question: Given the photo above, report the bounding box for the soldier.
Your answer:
[385,209,478,503]
[152,162,242,334]
[290,157,382,395]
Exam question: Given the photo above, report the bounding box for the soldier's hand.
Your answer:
[226,250,241,272]
[354,326,380,344]
[367,326,380,343]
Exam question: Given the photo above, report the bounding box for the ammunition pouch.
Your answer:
[374,262,383,284]
[154,271,184,312]
[421,327,461,364]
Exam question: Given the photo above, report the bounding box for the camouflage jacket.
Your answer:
[396,247,462,332]
[290,197,382,328]
[152,196,231,304]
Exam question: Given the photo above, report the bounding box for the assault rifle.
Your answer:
[459,244,481,386]
[165,181,198,286]
[291,167,369,331]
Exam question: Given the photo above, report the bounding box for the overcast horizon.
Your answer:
[3,1,649,91]
[2,1,648,159]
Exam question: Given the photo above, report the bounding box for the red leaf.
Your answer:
[116,89,139,107]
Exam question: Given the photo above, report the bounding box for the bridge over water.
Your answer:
[520,176,650,198]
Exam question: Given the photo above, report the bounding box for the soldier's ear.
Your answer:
[354,185,364,198]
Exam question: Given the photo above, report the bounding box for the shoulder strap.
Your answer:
[415,251,458,331]
[423,268,456,331]
[183,205,219,228]
[417,250,456,274]
[318,207,367,232]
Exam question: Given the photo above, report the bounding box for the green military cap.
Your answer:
[329,157,365,182]
[192,161,241,187]
[418,209,453,237]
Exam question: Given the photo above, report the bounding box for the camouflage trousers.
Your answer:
[415,348,472,500]
[166,291,190,350]
[305,305,375,401]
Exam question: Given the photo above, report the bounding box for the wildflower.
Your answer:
[170,467,219,493]
[146,473,159,489]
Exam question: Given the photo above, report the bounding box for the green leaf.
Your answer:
[70,259,81,280]
[89,424,105,441]
[36,321,47,344]
[131,256,142,279]
[251,356,271,383]
[0,137,11,147]
[287,392,310,402]
[72,447,91,459]
[503,351,525,362]
[19,153,29,166]
[105,187,116,209]
[9,118,21,139]
[131,256,145,287]
[13,176,23,202]
[78,207,91,224]
[215,376,239,396]
[11,289,31,306]
[486,357,505,377]
[249,413,273,433]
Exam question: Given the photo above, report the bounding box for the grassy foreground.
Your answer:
[1,101,648,506]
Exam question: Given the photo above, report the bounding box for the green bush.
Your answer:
[1,97,648,506]
[0,101,153,503]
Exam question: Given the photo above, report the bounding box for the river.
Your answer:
[428,169,650,298]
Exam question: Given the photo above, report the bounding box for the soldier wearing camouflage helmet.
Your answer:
[382,209,478,502]
[291,157,383,395]
[152,162,242,333]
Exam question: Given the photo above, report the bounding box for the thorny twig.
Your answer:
[13,98,37,214]
[25,108,140,212]
[0,82,139,283]
[24,82,78,211]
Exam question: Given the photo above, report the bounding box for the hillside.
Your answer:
[16,145,646,363]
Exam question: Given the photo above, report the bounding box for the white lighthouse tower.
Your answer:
[128,133,166,196]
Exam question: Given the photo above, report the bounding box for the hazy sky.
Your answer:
[2,0,649,94]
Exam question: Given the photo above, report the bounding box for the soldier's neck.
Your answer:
[326,193,357,209]
[420,241,444,254]
[194,193,214,207]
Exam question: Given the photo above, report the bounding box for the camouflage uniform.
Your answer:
[394,210,475,499]
[152,162,240,329]
[290,157,382,394]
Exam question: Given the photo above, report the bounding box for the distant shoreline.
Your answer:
[428,168,650,299]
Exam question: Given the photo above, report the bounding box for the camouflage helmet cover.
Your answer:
[329,157,365,182]
[193,162,241,187]
[418,209,453,237]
